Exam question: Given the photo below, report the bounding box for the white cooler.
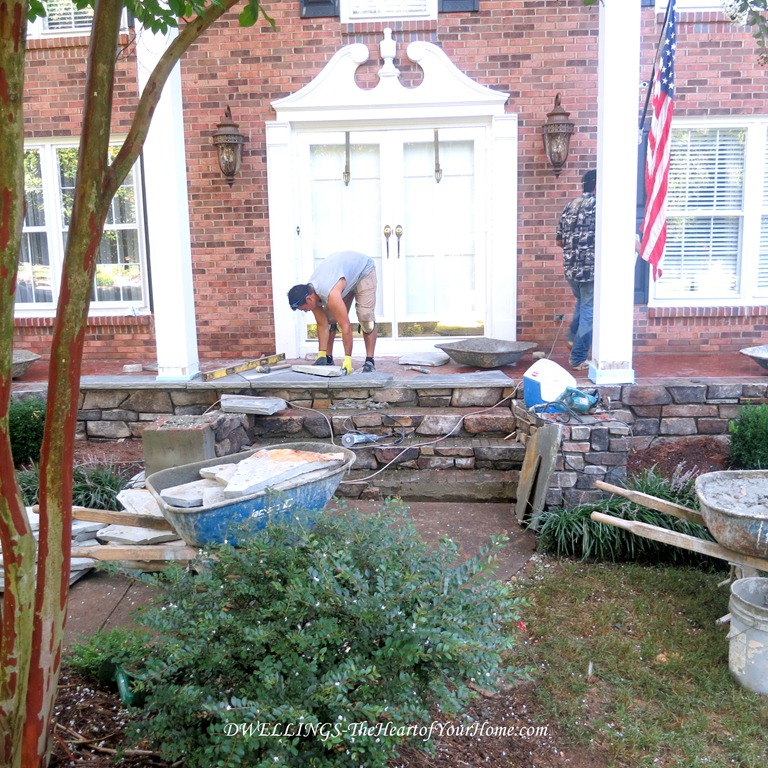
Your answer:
[522,358,576,408]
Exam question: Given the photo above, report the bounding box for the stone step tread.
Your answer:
[261,406,516,417]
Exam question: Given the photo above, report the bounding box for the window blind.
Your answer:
[43,0,93,32]
[659,127,745,299]
[760,128,768,292]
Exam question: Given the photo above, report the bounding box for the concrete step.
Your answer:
[339,468,517,503]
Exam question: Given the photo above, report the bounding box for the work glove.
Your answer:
[342,356,353,375]
[313,351,328,366]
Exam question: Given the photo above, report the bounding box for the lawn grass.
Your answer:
[511,558,768,768]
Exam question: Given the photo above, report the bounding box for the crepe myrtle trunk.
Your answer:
[0,3,38,767]
[0,0,249,764]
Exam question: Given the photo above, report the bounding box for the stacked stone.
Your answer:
[0,510,104,592]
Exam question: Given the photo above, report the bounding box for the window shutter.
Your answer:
[301,0,339,18]
[635,122,650,304]
[439,0,480,11]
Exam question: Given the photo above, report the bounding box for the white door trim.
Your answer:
[268,30,517,358]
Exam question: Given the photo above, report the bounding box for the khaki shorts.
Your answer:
[326,268,377,329]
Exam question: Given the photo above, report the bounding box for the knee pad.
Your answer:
[361,320,375,334]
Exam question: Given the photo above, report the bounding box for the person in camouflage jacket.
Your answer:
[556,169,596,370]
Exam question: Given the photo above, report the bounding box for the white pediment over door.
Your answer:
[271,28,509,122]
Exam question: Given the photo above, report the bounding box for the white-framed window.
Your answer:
[17,142,148,315]
[27,0,93,36]
[655,1,728,12]
[341,0,437,24]
[652,119,768,305]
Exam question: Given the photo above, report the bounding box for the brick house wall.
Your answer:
[15,2,768,364]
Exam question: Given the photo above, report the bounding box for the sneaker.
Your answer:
[312,357,328,366]
[570,360,589,371]
[361,360,376,373]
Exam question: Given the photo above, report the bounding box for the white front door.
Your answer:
[297,127,484,353]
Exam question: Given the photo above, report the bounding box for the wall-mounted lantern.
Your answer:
[542,94,575,177]
[212,106,246,186]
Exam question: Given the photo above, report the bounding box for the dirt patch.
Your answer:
[50,669,607,768]
[626,435,730,478]
[73,438,144,474]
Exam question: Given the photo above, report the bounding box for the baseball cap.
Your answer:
[288,284,311,310]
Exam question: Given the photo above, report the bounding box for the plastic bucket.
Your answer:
[522,358,576,408]
[728,577,768,695]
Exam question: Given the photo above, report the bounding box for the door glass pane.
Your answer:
[401,139,480,335]
[309,142,383,315]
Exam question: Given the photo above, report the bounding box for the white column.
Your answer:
[136,26,200,381]
[589,0,641,385]
[266,121,301,358]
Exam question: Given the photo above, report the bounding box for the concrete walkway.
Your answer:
[63,500,536,649]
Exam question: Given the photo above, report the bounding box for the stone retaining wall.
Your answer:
[511,378,768,508]
[14,375,766,505]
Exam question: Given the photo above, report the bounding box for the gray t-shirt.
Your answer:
[309,251,374,304]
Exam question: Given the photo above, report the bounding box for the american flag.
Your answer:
[640,0,677,281]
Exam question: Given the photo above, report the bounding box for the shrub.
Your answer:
[121,501,527,768]
[728,402,768,469]
[69,627,153,681]
[9,395,46,467]
[16,461,131,509]
[535,466,721,567]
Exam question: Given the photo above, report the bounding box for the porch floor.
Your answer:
[11,347,768,389]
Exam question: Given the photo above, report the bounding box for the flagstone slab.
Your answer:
[291,364,346,377]
[398,350,450,366]
[221,394,288,415]
[97,524,181,545]
[199,463,237,484]
[117,488,165,518]
[202,485,229,506]
[223,448,346,498]
[72,520,107,541]
[160,478,222,508]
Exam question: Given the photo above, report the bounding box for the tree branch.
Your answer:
[108,0,242,198]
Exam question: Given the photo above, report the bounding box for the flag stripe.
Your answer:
[640,0,677,282]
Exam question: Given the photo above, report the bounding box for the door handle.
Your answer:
[395,225,403,258]
[383,225,392,258]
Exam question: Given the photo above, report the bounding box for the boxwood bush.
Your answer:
[9,395,46,467]
[117,501,528,767]
[728,402,768,469]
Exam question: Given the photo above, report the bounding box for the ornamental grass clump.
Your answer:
[121,501,527,768]
[535,465,721,567]
[16,461,132,510]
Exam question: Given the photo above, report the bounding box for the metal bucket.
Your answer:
[728,577,768,695]
[695,470,768,558]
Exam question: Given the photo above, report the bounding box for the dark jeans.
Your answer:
[566,278,594,365]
